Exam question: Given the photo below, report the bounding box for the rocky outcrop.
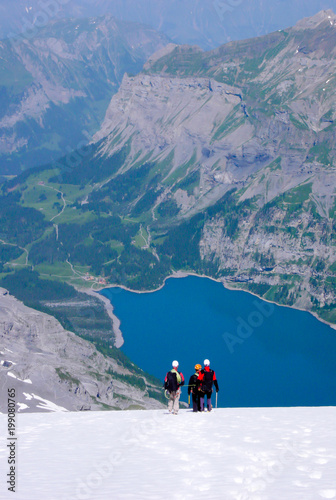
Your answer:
[0,288,165,412]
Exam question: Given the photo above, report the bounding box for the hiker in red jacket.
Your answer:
[164,360,185,415]
[197,359,219,412]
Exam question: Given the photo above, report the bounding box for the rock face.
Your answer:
[0,288,165,412]
[96,72,254,189]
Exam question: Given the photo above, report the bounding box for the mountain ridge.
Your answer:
[0,0,332,49]
[91,9,336,219]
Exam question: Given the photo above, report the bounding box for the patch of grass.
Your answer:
[290,115,309,130]
[245,283,272,296]
[35,261,75,279]
[55,368,80,386]
[21,184,61,220]
[284,226,298,238]
[267,157,282,171]
[107,369,146,391]
[329,199,336,219]
[164,150,197,185]
[316,299,336,324]
[133,227,148,249]
[242,55,265,76]
[264,36,289,60]
[174,169,200,196]
[156,198,180,218]
[307,142,332,165]
[211,105,241,142]
[281,182,312,205]
[329,261,336,272]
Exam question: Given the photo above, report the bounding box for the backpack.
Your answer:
[164,371,178,392]
[200,369,214,392]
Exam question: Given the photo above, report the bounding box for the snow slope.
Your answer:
[1,407,336,499]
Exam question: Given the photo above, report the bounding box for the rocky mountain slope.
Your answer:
[96,9,336,211]
[0,14,169,174]
[1,11,336,331]
[0,287,165,412]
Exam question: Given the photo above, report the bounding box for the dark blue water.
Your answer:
[101,275,336,407]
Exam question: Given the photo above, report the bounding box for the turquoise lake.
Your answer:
[101,275,336,407]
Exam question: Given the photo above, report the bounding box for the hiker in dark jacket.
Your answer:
[188,364,202,412]
[164,360,185,415]
[197,359,219,412]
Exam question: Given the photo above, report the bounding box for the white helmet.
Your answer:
[204,359,210,366]
[172,360,179,368]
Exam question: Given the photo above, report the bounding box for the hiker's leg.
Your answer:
[173,390,180,414]
[168,391,175,412]
[207,392,212,411]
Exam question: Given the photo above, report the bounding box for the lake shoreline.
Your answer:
[102,271,336,333]
[80,271,336,345]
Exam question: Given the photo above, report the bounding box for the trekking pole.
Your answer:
[188,394,190,406]
[216,391,218,409]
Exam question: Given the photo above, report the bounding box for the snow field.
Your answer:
[0,407,335,499]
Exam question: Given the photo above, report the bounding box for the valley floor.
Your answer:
[0,407,335,499]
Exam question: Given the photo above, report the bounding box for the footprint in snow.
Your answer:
[233,477,244,484]
[244,436,261,443]
[296,465,323,479]
[319,490,336,499]
[309,471,322,479]
[293,480,310,488]
[315,458,329,465]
